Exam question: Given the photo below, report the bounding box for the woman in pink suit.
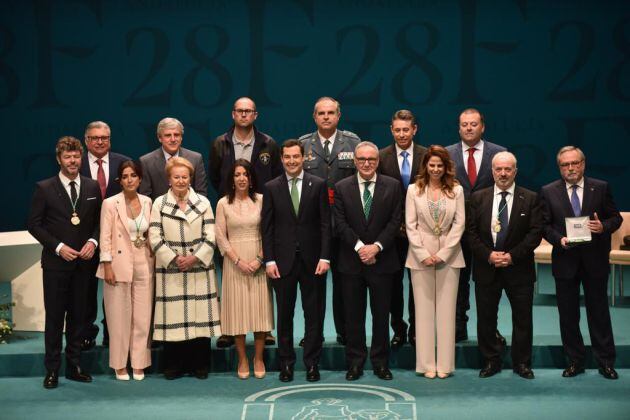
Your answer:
[405,145,465,379]
[97,160,154,381]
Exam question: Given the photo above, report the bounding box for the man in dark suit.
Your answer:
[540,146,621,380]
[378,109,426,349]
[27,136,102,389]
[139,117,207,200]
[79,120,131,349]
[467,152,542,379]
[334,141,402,381]
[261,139,331,383]
[299,97,361,346]
[446,108,507,343]
[209,97,282,349]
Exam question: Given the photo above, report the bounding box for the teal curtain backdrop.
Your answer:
[1,0,629,231]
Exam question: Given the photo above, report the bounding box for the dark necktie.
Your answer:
[96,158,106,199]
[401,150,410,189]
[324,140,331,161]
[467,147,477,186]
[363,181,372,218]
[570,184,581,217]
[495,191,508,251]
[70,180,78,203]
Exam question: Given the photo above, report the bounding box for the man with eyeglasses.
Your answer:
[299,96,361,347]
[209,97,282,198]
[209,97,282,349]
[139,117,207,200]
[333,141,402,381]
[80,121,131,349]
[540,146,621,380]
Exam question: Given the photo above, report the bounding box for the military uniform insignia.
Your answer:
[338,151,354,160]
[306,151,316,161]
[259,152,270,165]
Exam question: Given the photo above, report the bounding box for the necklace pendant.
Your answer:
[433,225,442,236]
[70,212,80,225]
[493,221,502,233]
[134,236,145,248]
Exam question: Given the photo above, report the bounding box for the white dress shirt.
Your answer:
[462,139,484,176]
[87,151,109,186]
[565,178,585,208]
[491,183,515,246]
[162,148,180,161]
[354,173,383,252]
[318,129,337,151]
[395,144,414,174]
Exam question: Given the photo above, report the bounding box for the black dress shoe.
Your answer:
[336,335,347,346]
[80,339,96,351]
[373,366,393,380]
[299,338,305,347]
[479,362,501,378]
[43,370,58,389]
[562,362,585,378]
[455,329,468,343]
[164,369,184,380]
[599,365,619,380]
[513,364,535,379]
[346,366,363,381]
[216,335,234,348]
[390,335,406,349]
[65,366,92,383]
[306,365,320,382]
[496,330,507,347]
[264,333,276,346]
[279,366,294,382]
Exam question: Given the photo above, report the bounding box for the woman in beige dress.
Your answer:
[98,160,154,381]
[216,159,274,380]
[405,145,465,379]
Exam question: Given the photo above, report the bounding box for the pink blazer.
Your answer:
[96,192,154,282]
[405,184,466,271]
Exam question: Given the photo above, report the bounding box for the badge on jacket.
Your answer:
[259,152,270,165]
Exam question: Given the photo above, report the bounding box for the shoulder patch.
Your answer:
[342,130,360,139]
[298,133,312,142]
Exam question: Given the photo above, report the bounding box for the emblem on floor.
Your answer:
[242,383,417,419]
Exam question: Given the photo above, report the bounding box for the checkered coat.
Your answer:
[149,188,222,342]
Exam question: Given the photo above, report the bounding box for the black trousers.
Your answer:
[475,271,534,367]
[162,337,210,373]
[390,236,415,339]
[456,233,472,329]
[83,274,100,341]
[43,266,92,371]
[343,271,393,369]
[272,255,324,368]
[318,239,345,339]
[555,266,616,366]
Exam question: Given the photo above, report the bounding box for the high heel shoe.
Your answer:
[437,372,451,379]
[253,358,266,379]
[115,369,130,381]
[133,369,145,381]
[423,371,436,379]
[237,361,250,379]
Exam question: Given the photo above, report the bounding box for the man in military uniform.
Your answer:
[298,96,360,346]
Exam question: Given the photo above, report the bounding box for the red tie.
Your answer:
[96,158,106,199]
[467,147,477,186]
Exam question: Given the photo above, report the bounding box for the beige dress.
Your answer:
[216,194,274,335]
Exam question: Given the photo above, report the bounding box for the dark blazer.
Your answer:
[261,172,331,277]
[138,147,207,200]
[333,174,402,275]
[540,177,622,279]
[79,151,131,199]
[467,185,543,285]
[209,125,283,197]
[27,175,102,271]
[446,140,507,200]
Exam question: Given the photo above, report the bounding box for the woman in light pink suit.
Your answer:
[97,161,154,381]
[405,145,465,379]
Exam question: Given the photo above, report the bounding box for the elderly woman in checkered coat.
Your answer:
[149,157,221,380]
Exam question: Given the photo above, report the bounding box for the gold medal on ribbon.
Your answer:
[493,220,502,233]
[71,213,80,225]
[433,225,442,236]
[133,236,145,248]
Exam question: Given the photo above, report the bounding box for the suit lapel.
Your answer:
[385,147,402,181]
[452,143,471,192]
[297,174,311,219]
[115,195,133,238]
[54,176,74,215]
[581,177,594,217]
[481,189,494,243]
[475,145,493,191]
[367,178,384,225]
[504,188,524,245]
[419,187,436,231]
[556,180,575,217]
[280,176,298,221]
[411,144,423,181]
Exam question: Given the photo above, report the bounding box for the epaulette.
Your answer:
[298,133,313,142]
[342,130,360,139]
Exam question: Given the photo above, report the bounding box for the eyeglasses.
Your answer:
[559,160,583,168]
[356,157,378,165]
[87,135,110,142]
[233,108,257,116]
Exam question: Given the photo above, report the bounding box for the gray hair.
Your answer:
[556,145,585,164]
[355,141,379,155]
[492,151,517,168]
[313,96,341,115]
[157,117,184,137]
[85,121,110,136]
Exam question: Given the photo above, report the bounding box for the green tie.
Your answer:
[363,181,372,218]
[291,177,299,215]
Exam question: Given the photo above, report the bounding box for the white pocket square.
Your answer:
[520,213,526,216]
[87,197,97,200]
